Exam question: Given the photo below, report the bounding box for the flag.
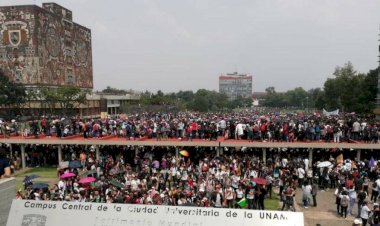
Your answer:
[237,198,248,208]
[370,157,375,168]
[336,154,344,164]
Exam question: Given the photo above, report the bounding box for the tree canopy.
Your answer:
[261,62,378,113]
[0,70,27,116]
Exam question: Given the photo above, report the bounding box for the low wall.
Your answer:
[0,178,15,226]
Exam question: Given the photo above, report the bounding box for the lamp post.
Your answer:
[306,96,309,113]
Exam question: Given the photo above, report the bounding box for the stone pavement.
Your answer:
[293,187,361,226]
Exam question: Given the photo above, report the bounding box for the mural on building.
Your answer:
[0,3,93,88]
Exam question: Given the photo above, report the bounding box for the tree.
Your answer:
[0,70,26,116]
[308,88,325,110]
[283,87,308,107]
[40,86,87,116]
[263,87,285,107]
[322,62,373,113]
[56,86,87,116]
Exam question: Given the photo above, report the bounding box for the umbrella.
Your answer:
[69,160,82,169]
[82,170,97,177]
[317,161,332,168]
[179,150,189,157]
[23,175,39,183]
[110,179,124,189]
[370,157,375,168]
[60,172,76,179]
[79,177,96,184]
[251,177,268,185]
[32,183,49,189]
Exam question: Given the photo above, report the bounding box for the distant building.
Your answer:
[87,92,141,116]
[0,2,93,89]
[219,72,252,100]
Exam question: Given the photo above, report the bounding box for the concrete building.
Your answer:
[86,92,141,116]
[0,2,93,89]
[219,72,252,100]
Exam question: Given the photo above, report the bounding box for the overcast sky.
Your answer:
[5,0,380,93]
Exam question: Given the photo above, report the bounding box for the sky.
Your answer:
[4,0,380,93]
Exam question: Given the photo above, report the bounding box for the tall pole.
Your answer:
[57,145,62,165]
[308,148,313,169]
[376,26,380,119]
[95,145,100,161]
[21,144,26,169]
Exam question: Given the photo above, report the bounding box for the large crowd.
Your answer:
[1,110,380,226]
[7,144,380,219]
[0,111,379,143]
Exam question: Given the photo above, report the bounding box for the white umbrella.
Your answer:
[317,161,332,168]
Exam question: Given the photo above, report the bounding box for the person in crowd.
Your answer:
[0,148,11,179]
[302,181,312,208]
[311,183,318,207]
[340,190,350,219]
[360,201,370,226]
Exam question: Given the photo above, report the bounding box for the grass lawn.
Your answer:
[264,190,280,210]
[15,167,58,191]
[17,167,58,178]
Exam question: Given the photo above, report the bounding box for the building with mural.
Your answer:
[0,2,93,89]
[219,72,253,100]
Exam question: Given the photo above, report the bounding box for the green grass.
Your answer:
[15,167,58,191]
[264,190,281,210]
[18,167,58,178]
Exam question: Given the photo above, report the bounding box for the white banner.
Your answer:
[7,200,304,226]
[323,108,339,116]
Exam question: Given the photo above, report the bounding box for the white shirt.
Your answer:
[298,168,305,179]
[236,189,244,199]
[348,188,357,199]
[374,179,380,192]
[304,159,309,170]
[360,205,370,219]
[302,185,312,195]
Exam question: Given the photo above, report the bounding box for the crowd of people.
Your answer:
[0,111,379,143]
[16,146,278,210]
[0,142,378,226]
[2,110,380,226]
[1,143,373,213]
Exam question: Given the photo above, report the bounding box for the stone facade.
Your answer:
[0,3,93,88]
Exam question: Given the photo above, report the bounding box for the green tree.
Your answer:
[263,87,284,107]
[0,70,26,116]
[40,86,86,116]
[56,86,87,115]
[308,88,325,110]
[322,62,373,113]
[283,87,308,107]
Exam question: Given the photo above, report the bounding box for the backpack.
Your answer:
[340,195,349,207]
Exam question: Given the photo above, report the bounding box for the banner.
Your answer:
[323,109,339,116]
[7,200,304,226]
[100,112,108,119]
